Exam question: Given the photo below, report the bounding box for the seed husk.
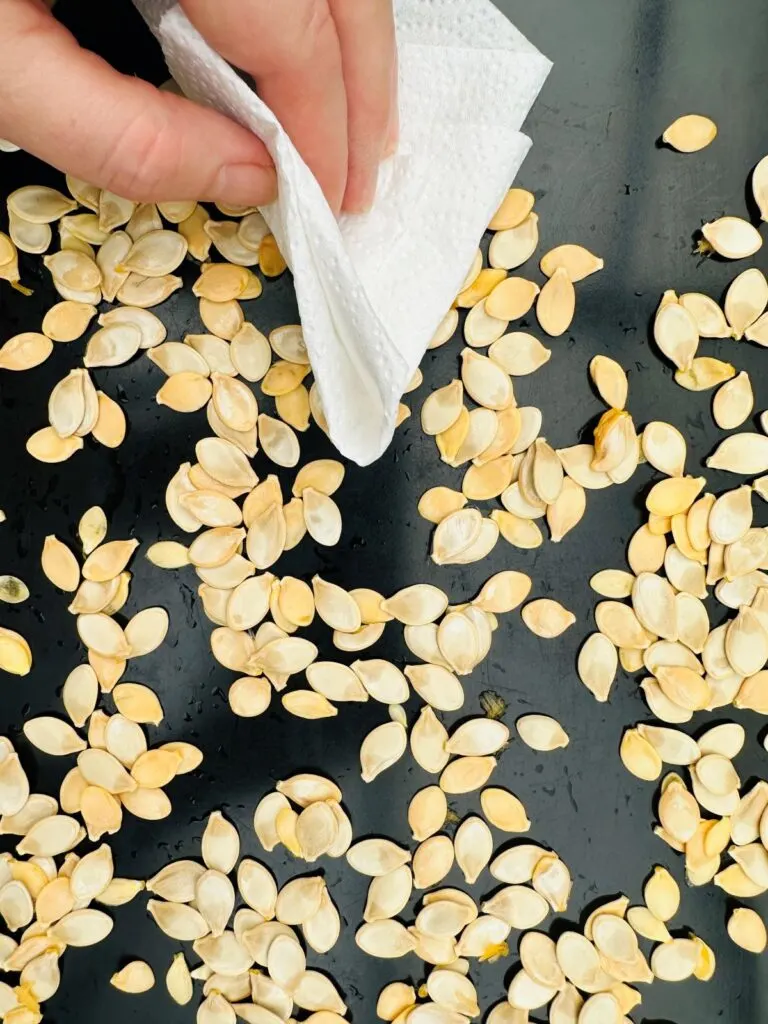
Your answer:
[429,309,459,350]
[456,267,506,307]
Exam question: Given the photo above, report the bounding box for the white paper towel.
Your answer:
[133,0,551,465]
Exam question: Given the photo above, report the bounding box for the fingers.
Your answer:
[328,0,397,211]
[181,0,349,214]
[0,0,277,206]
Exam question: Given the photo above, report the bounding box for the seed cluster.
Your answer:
[0,108,765,1024]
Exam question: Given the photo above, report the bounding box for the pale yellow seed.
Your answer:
[662,114,717,152]
[536,267,575,337]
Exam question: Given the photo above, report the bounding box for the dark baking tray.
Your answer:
[0,1,766,1020]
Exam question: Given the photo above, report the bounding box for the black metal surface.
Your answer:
[0,1,767,1020]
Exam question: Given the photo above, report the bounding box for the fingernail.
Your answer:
[384,103,400,159]
[344,171,379,215]
[214,163,277,207]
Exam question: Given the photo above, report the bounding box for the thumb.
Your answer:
[0,1,277,207]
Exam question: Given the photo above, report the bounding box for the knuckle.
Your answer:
[271,0,337,69]
[95,100,178,201]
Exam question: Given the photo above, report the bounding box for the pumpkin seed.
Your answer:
[540,244,603,281]
[489,188,534,230]
[360,722,407,782]
[708,432,768,473]
[662,114,717,152]
[50,908,113,946]
[489,213,539,270]
[577,632,618,702]
[110,960,155,993]
[536,267,575,336]
[9,186,76,223]
[165,953,193,1005]
[521,599,575,638]
[408,787,448,843]
[727,907,767,953]
[651,938,698,981]
[347,838,410,877]
[701,216,762,259]
[679,291,730,337]
[725,268,768,339]
[439,756,496,794]
[0,331,54,371]
[0,573,27,602]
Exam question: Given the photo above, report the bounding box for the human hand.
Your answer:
[0,0,397,214]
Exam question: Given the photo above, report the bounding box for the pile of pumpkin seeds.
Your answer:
[0,108,766,1023]
[0,503,205,1023]
[142,805,345,1019]
[576,134,768,959]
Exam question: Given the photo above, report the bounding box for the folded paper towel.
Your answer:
[133,0,551,465]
